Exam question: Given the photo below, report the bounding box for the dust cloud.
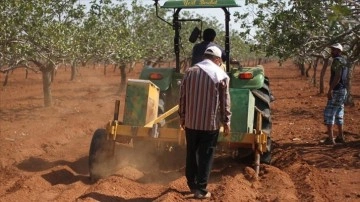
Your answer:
[91,139,186,183]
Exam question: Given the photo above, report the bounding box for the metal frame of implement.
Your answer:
[105,100,268,177]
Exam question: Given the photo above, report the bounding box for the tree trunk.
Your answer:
[51,68,56,82]
[305,61,312,77]
[299,62,305,76]
[42,69,53,107]
[103,62,107,76]
[319,58,329,94]
[70,59,77,81]
[312,57,319,87]
[128,61,135,73]
[113,64,118,72]
[119,63,127,92]
[345,63,355,106]
[3,71,9,86]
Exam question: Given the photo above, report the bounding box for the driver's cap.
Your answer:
[204,46,222,58]
[330,43,343,52]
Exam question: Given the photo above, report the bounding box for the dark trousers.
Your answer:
[185,128,219,194]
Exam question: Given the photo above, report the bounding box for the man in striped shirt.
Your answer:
[179,46,231,199]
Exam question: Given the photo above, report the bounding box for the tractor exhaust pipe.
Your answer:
[113,100,120,121]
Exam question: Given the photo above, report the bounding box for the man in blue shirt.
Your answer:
[323,43,348,145]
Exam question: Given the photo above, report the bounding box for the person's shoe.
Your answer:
[335,136,346,144]
[321,137,336,145]
[194,190,211,199]
[190,189,197,194]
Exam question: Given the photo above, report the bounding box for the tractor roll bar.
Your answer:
[153,0,232,73]
[174,8,181,72]
[222,7,231,72]
[154,0,172,26]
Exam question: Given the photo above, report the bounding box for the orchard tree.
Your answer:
[0,0,250,107]
[0,0,85,106]
[236,0,359,105]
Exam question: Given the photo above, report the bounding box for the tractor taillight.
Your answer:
[238,72,253,79]
[149,73,163,80]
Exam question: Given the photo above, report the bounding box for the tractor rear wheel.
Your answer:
[89,128,116,182]
[236,83,273,164]
[252,83,272,164]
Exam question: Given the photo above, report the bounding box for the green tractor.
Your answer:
[89,0,274,181]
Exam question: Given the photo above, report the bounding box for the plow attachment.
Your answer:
[89,100,268,181]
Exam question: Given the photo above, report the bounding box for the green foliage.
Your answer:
[1,0,85,70]
[0,0,262,106]
[235,0,359,64]
[329,4,352,20]
[0,0,252,69]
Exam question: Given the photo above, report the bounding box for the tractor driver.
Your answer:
[191,28,226,67]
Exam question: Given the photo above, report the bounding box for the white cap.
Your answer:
[204,46,222,58]
[330,43,343,52]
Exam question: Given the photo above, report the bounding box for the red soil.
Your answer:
[0,60,359,201]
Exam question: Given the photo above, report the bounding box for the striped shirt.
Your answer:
[179,65,231,131]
